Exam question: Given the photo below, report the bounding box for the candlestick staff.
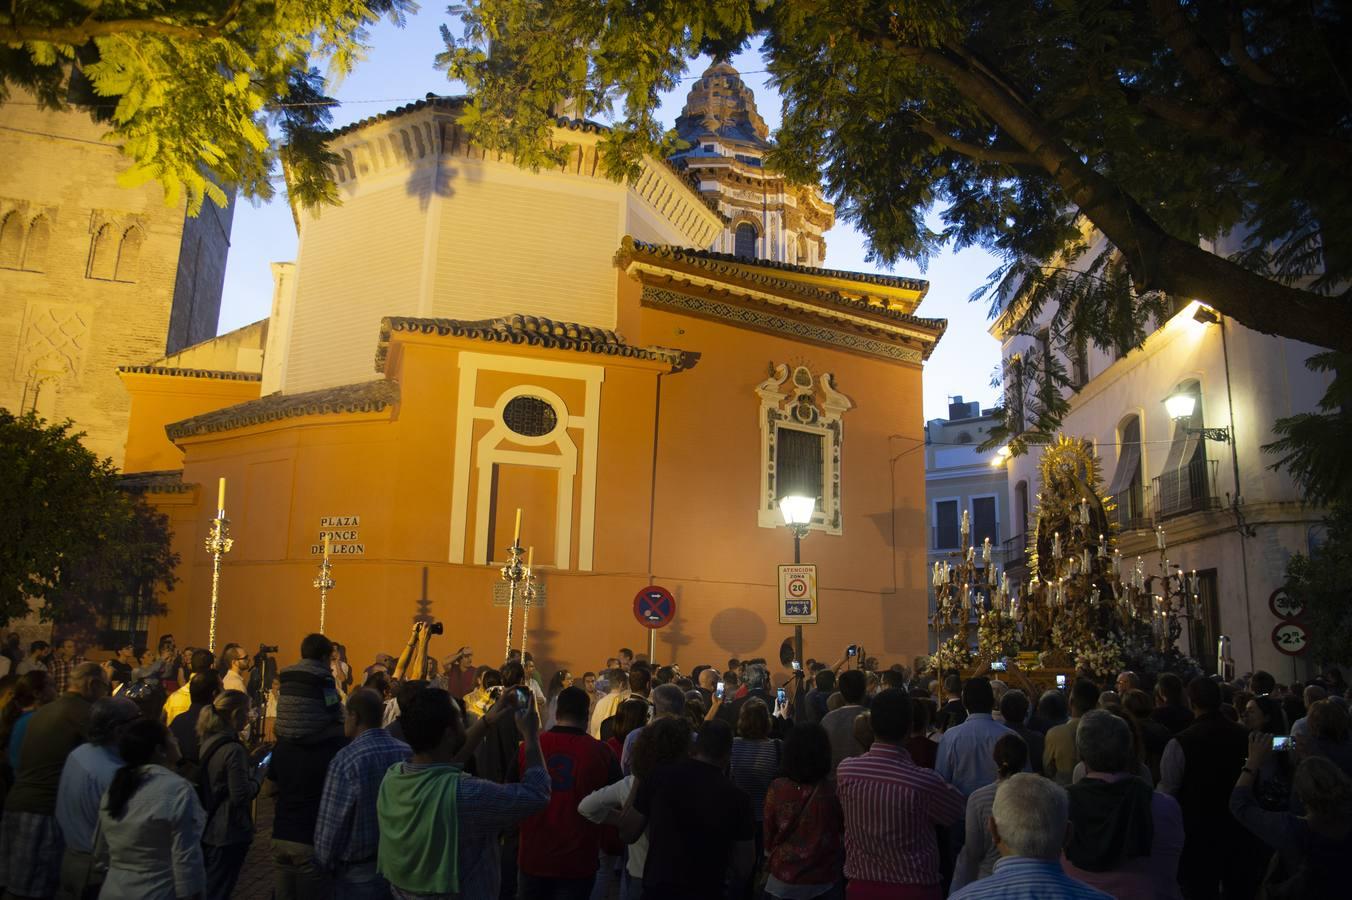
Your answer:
[204,477,234,653]
[499,508,527,661]
[314,536,336,634]
[520,547,535,657]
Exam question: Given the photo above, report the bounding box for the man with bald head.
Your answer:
[314,688,410,898]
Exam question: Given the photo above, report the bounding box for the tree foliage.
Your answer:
[0,410,177,629]
[1283,503,1352,668]
[1,1,414,213]
[438,0,1352,359]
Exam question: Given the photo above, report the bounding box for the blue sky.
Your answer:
[217,12,1001,421]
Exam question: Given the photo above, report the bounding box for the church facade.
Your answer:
[121,66,946,672]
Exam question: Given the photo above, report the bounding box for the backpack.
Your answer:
[196,735,242,817]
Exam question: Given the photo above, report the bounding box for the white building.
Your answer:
[925,396,1007,647]
[991,232,1330,678]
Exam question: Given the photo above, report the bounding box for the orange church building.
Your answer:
[118,67,946,675]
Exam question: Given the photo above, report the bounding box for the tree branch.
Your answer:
[912,119,1038,166]
[0,19,217,45]
[1226,3,1277,87]
[855,25,1352,353]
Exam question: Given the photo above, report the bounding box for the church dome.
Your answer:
[673,60,771,151]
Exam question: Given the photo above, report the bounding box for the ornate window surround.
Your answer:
[756,363,852,534]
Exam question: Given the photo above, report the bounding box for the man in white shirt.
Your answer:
[222,646,251,694]
[588,668,631,738]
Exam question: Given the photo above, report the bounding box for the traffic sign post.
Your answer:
[634,585,676,661]
[1268,589,1304,621]
[1272,621,1308,656]
[778,565,818,624]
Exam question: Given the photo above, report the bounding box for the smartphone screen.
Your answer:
[777,688,787,704]
[991,660,1007,672]
[847,645,858,657]
[257,751,272,771]
[1056,674,1067,689]
[515,686,531,706]
[1272,735,1291,751]
[715,681,725,699]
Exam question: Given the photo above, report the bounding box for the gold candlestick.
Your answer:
[520,546,534,657]
[314,535,335,634]
[499,539,527,661]
[203,497,234,653]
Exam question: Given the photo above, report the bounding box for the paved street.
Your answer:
[233,797,276,899]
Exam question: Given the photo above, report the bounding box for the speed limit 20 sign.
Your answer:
[778,564,818,624]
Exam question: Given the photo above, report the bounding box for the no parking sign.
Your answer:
[778,564,818,624]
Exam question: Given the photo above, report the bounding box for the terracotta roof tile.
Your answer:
[617,239,946,337]
[377,314,693,370]
[118,470,194,494]
[117,365,261,382]
[166,380,399,441]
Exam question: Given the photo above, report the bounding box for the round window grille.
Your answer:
[503,395,558,437]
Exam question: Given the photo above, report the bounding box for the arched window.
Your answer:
[22,216,50,272]
[733,222,757,260]
[0,212,23,269]
[1107,414,1145,528]
[797,234,811,266]
[88,224,118,280]
[115,227,143,281]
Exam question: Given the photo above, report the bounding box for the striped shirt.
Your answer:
[836,742,965,885]
[729,737,780,823]
[313,727,410,869]
[948,857,1112,900]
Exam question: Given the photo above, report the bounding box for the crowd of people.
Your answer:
[0,627,1347,900]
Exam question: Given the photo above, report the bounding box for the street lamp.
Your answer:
[1164,386,1231,442]
[779,494,815,659]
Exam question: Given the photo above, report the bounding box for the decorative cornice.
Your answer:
[619,238,931,299]
[642,287,924,364]
[118,470,195,494]
[166,380,399,441]
[117,365,262,382]
[377,314,694,372]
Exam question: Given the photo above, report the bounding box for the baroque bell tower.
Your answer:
[668,61,834,266]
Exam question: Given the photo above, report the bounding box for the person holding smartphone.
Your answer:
[376,685,549,899]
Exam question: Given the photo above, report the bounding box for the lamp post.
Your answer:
[778,494,815,667]
[1164,386,1231,442]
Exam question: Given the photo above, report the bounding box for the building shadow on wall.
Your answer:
[657,584,695,668]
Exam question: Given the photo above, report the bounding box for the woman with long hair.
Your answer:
[763,723,844,899]
[579,716,692,900]
[1243,695,1293,810]
[99,717,206,898]
[196,690,257,900]
[950,733,1029,891]
[542,669,573,731]
[608,697,650,762]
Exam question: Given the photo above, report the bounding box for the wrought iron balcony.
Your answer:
[1152,457,1221,520]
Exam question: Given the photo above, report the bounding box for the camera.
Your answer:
[258,644,279,655]
[791,660,802,672]
[428,622,444,636]
[487,685,504,700]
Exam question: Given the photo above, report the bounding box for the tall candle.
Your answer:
[1053,531,1061,558]
[1156,526,1166,549]
[323,534,330,559]
[217,477,226,512]
[513,508,522,544]
[526,546,534,570]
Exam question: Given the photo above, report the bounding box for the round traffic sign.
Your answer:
[1268,589,1304,621]
[787,577,808,598]
[1271,622,1308,656]
[633,585,676,630]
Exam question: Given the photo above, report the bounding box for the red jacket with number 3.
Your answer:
[517,726,623,879]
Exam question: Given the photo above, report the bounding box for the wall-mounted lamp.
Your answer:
[1164,386,1230,442]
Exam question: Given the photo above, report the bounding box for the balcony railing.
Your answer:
[1152,457,1221,520]
[1111,485,1151,532]
[1002,533,1029,569]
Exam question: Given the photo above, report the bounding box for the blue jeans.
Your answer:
[518,871,596,900]
[333,859,389,900]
